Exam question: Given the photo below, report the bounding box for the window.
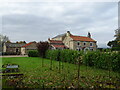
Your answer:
[77,42,80,45]
[84,42,86,46]
[90,43,93,46]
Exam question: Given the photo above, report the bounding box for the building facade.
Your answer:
[2,42,37,55]
[48,39,68,50]
[49,31,97,51]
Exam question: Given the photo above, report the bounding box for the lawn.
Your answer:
[1,57,120,88]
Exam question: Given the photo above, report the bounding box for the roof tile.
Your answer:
[52,45,66,48]
[70,35,96,42]
[22,42,33,47]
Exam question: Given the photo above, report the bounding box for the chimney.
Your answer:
[66,31,71,36]
[87,32,91,38]
[48,38,50,41]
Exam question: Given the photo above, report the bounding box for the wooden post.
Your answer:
[42,58,44,67]
[50,57,52,70]
[78,60,80,80]
[77,56,82,88]
[57,51,61,73]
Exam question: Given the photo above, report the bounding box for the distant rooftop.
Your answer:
[6,43,26,48]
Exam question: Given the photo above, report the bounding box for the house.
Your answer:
[3,41,37,55]
[21,42,37,55]
[3,42,26,55]
[49,31,97,51]
[48,39,68,50]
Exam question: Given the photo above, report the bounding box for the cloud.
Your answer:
[1,2,118,48]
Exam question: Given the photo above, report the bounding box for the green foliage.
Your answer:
[46,49,83,64]
[83,51,120,72]
[107,28,120,50]
[46,50,120,72]
[28,50,39,57]
[112,47,120,51]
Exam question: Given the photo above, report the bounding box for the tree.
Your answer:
[6,40,11,43]
[16,41,26,43]
[115,29,120,41]
[107,41,118,47]
[37,41,50,67]
[107,41,112,47]
[0,34,9,43]
[107,28,120,51]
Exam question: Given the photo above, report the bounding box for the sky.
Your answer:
[0,0,119,48]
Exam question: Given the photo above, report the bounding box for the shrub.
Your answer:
[28,50,39,57]
[112,47,120,51]
[83,51,120,72]
[45,49,83,64]
[46,49,120,72]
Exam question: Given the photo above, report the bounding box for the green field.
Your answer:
[1,57,120,88]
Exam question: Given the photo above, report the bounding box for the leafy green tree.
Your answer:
[107,29,120,50]
[114,29,120,41]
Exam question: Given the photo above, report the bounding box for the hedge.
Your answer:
[45,49,120,72]
[28,50,39,57]
[112,47,120,51]
[83,51,120,72]
[45,49,83,64]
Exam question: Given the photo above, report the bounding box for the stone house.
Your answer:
[49,31,97,51]
[3,43,26,54]
[48,39,68,50]
[21,42,37,55]
[3,42,37,55]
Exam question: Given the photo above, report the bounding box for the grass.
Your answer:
[1,57,120,88]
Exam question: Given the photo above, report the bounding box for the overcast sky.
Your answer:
[0,0,119,48]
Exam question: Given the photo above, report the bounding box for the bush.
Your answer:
[45,49,120,72]
[112,47,120,51]
[28,50,39,57]
[45,49,83,64]
[83,51,120,72]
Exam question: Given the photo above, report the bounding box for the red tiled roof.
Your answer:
[52,45,66,48]
[49,40,63,43]
[70,35,96,42]
[22,42,33,47]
